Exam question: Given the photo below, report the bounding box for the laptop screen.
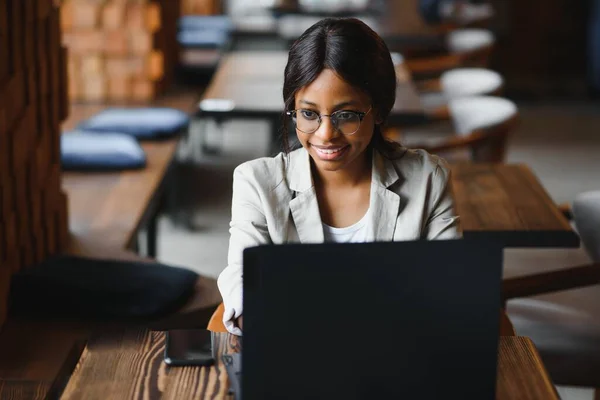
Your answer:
[242,239,503,399]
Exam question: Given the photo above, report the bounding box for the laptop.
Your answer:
[240,239,503,400]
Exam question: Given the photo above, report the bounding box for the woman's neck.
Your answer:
[312,150,372,189]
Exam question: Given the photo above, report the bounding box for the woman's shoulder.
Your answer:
[380,143,449,176]
[233,151,288,191]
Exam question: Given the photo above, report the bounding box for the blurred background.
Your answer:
[1,0,600,398]
[63,2,600,398]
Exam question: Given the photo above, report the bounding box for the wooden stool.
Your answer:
[208,302,227,333]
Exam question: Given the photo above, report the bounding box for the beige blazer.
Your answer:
[217,146,462,334]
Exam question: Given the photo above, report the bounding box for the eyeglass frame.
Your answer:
[286,106,372,135]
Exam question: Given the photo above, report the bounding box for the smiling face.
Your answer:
[294,68,375,174]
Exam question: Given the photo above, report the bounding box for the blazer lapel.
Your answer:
[287,148,325,243]
[290,189,324,243]
[367,150,402,242]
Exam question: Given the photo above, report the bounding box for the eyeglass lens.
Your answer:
[293,110,362,135]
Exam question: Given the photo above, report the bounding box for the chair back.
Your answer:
[448,96,519,162]
[441,68,504,98]
[444,3,495,28]
[447,28,495,52]
[404,29,496,77]
[447,28,495,67]
[573,191,600,263]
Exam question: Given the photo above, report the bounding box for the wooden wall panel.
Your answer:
[0,0,69,328]
[489,0,591,98]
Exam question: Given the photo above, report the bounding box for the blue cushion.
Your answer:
[77,108,190,139]
[178,29,229,48]
[179,15,233,32]
[61,131,146,171]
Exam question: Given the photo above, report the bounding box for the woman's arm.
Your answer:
[217,164,271,335]
[424,159,462,240]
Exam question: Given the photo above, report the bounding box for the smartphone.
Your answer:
[164,329,215,366]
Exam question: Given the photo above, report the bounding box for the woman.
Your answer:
[218,18,462,335]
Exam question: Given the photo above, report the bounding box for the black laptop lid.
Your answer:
[242,239,503,400]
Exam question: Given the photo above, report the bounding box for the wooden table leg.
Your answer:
[146,213,157,258]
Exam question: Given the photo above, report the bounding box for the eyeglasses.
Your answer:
[286,107,372,135]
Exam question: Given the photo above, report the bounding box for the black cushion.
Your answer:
[9,255,198,320]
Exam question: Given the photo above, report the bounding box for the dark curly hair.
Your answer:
[281,17,398,154]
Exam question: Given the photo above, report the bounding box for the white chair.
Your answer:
[442,68,503,97]
[504,190,600,390]
[576,191,600,262]
[449,95,517,137]
[439,2,495,27]
[419,67,504,111]
[405,29,496,77]
[446,28,495,54]
[395,96,518,163]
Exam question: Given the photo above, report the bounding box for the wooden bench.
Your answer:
[64,138,178,258]
[62,91,200,257]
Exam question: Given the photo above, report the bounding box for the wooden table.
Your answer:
[224,1,446,52]
[197,51,425,150]
[452,163,580,248]
[61,92,200,257]
[56,331,557,400]
[275,14,446,53]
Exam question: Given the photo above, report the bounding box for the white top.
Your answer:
[323,209,371,243]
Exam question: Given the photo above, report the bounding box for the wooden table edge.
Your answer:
[519,337,559,398]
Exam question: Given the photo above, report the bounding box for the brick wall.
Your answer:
[61,0,181,102]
